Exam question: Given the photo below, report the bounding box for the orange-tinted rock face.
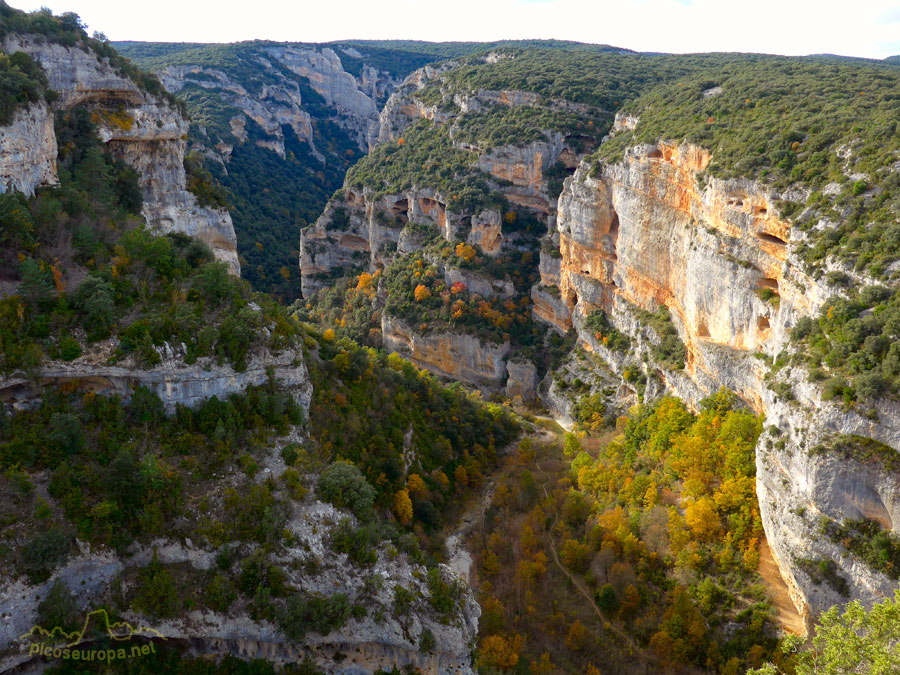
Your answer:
[482,149,544,191]
[381,315,510,385]
[554,142,815,392]
[467,209,503,256]
[550,143,854,630]
[531,286,573,333]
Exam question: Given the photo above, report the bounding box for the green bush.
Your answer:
[58,336,81,361]
[329,517,380,565]
[48,413,84,455]
[21,528,72,583]
[133,556,180,619]
[204,572,236,613]
[38,578,79,630]
[317,461,376,518]
[278,592,352,642]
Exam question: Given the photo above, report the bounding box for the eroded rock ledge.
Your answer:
[0,35,239,274]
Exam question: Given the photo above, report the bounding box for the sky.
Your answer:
[9,0,900,60]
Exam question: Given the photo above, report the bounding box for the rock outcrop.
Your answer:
[543,140,900,631]
[0,36,239,273]
[1,502,478,675]
[300,186,463,297]
[156,44,401,160]
[0,346,312,415]
[382,314,510,388]
[505,359,539,402]
[0,100,57,195]
[158,64,317,160]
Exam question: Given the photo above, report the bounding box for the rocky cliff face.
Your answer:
[542,140,900,631]
[1,500,479,675]
[0,36,239,273]
[0,345,312,415]
[0,100,57,195]
[300,186,474,296]
[300,67,604,391]
[158,63,317,160]
[156,44,400,161]
[382,314,510,387]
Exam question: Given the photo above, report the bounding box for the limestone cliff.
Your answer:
[300,186,477,297]
[0,100,57,195]
[0,35,239,274]
[543,140,900,631]
[1,501,479,675]
[382,314,510,387]
[152,44,401,160]
[300,65,606,391]
[0,345,312,416]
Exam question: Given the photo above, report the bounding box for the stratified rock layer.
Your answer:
[0,36,239,273]
[545,141,900,631]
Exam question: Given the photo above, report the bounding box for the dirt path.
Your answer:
[534,458,650,663]
[758,537,806,636]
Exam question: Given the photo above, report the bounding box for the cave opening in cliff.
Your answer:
[758,277,779,292]
[757,316,771,337]
[566,288,578,309]
[392,198,409,224]
[757,232,787,246]
[697,320,710,338]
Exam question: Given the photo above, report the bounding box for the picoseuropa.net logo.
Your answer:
[20,608,166,662]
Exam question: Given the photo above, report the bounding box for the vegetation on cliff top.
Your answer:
[789,284,900,404]
[0,107,295,375]
[0,49,51,124]
[346,119,504,213]
[2,320,517,648]
[0,2,176,104]
[595,53,900,278]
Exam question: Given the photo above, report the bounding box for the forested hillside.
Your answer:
[5,4,900,672]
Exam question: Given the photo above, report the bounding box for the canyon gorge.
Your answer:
[2,10,900,673]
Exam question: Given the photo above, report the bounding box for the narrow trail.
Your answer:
[534,458,651,664]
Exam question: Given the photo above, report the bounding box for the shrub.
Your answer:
[133,556,180,618]
[73,276,115,340]
[278,592,352,642]
[58,336,81,361]
[317,461,376,518]
[20,528,72,583]
[37,578,79,630]
[48,413,84,455]
[420,628,435,653]
[329,517,379,565]
[204,572,236,613]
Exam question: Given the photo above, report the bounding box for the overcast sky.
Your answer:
[10,0,900,59]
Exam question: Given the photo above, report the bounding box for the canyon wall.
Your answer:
[156,44,401,161]
[301,74,603,392]
[1,501,479,675]
[382,314,510,387]
[543,141,900,631]
[0,346,312,415]
[0,100,57,195]
[0,36,239,273]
